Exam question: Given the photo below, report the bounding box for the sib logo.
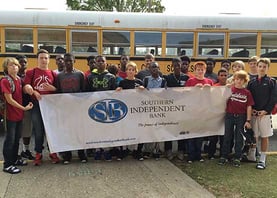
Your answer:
[88,99,128,123]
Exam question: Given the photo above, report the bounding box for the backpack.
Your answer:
[0,75,16,114]
[0,75,17,131]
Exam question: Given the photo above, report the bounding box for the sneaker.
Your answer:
[153,153,160,160]
[34,153,42,166]
[80,158,88,163]
[116,150,124,161]
[49,153,60,164]
[218,157,228,165]
[233,159,241,167]
[135,151,144,161]
[21,150,35,160]
[137,154,144,161]
[104,151,112,162]
[177,151,184,161]
[166,151,174,160]
[187,160,193,164]
[143,152,151,159]
[78,151,88,163]
[94,151,102,161]
[3,165,21,174]
[208,155,215,160]
[256,161,266,170]
[14,158,27,166]
[199,158,205,163]
[63,160,70,165]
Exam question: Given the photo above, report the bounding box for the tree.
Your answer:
[66,0,165,13]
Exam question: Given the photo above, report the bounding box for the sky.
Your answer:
[0,0,276,16]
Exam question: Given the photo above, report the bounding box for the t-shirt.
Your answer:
[118,71,127,79]
[24,68,56,96]
[213,83,225,86]
[1,76,23,121]
[226,86,254,114]
[144,76,164,88]
[118,78,143,89]
[57,70,85,93]
[164,73,189,87]
[185,77,214,87]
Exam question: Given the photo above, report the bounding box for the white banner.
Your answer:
[39,87,231,153]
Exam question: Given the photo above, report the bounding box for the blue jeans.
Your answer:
[222,113,245,159]
[3,120,22,168]
[31,102,45,153]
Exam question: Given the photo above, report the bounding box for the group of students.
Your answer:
[1,49,276,174]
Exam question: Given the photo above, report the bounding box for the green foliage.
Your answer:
[66,0,165,12]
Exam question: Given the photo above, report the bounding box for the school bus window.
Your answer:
[71,30,97,54]
[135,31,162,56]
[5,28,33,53]
[103,31,130,55]
[261,33,277,58]
[38,29,66,53]
[198,33,224,57]
[166,32,193,56]
[229,33,257,57]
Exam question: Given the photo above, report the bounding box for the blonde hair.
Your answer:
[233,70,249,83]
[232,60,245,70]
[2,57,20,74]
[257,58,271,68]
[126,61,138,73]
[248,56,259,63]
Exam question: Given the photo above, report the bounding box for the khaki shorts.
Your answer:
[22,110,32,138]
[251,115,273,138]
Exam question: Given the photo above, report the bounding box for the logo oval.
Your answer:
[88,99,128,123]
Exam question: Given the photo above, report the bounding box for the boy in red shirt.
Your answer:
[219,70,254,167]
[23,49,60,166]
[185,61,213,163]
[1,58,33,174]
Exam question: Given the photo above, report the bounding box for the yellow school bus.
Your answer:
[1,10,277,76]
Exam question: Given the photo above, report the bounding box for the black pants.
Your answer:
[61,150,86,161]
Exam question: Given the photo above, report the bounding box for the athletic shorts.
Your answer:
[251,115,273,138]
